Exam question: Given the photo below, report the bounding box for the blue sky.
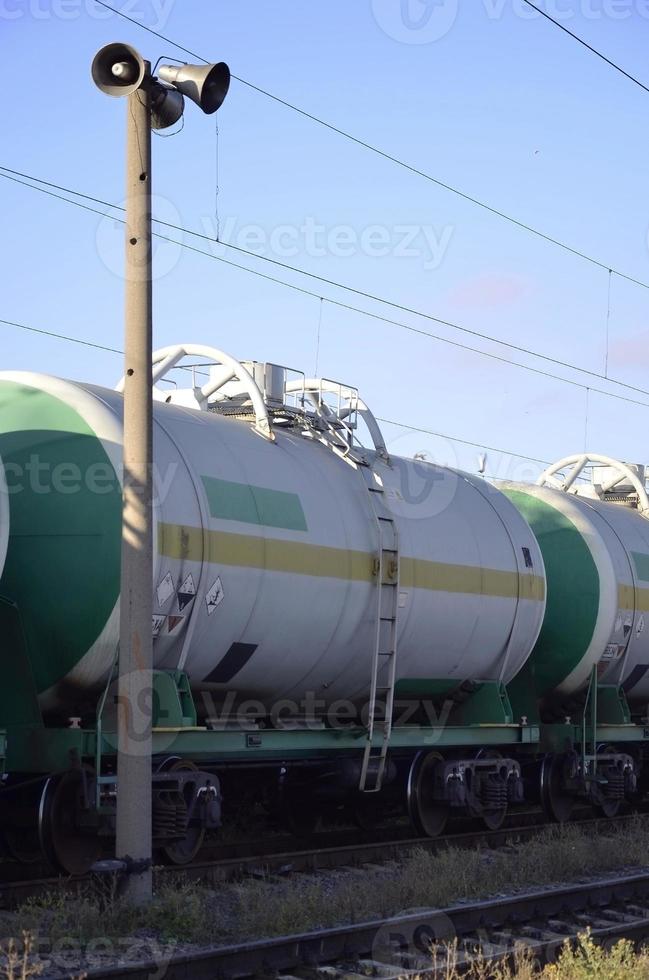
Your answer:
[2,1,649,480]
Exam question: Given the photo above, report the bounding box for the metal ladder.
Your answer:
[359,469,400,793]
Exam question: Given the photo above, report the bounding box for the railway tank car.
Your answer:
[0,361,545,718]
[0,344,644,875]
[499,461,649,707]
[496,457,649,819]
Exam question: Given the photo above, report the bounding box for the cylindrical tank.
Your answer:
[498,481,649,703]
[0,372,546,716]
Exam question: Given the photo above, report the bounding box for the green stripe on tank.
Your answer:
[0,381,121,695]
[502,489,599,698]
[201,476,308,531]
[632,552,649,583]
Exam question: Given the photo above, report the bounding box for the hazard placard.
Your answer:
[178,573,196,612]
[152,614,166,637]
[156,572,175,608]
[206,577,224,615]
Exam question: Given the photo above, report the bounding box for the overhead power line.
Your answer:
[92,0,647,290]
[0,317,121,354]
[520,0,649,96]
[377,417,552,466]
[0,314,547,468]
[4,166,649,413]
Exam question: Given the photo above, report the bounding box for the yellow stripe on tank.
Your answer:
[159,522,545,600]
[159,523,375,582]
[618,584,649,612]
[401,558,545,601]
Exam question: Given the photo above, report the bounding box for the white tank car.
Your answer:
[498,454,649,705]
[0,345,546,716]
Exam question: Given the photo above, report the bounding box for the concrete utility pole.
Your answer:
[116,73,154,905]
[92,42,230,905]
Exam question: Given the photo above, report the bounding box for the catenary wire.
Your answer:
[376,417,552,466]
[4,165,649,405]
[0,315,547,467]
[520,0,649,96]
[5,167,649,413]
[92,0,649,291]
[0,317,122,354]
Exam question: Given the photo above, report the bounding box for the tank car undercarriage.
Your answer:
[0,667,644,876]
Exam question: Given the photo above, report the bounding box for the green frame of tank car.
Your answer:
[1,662,648,779]
[1,591,647,779]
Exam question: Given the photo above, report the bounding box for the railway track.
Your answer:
[1,810,645,910]
[40,868,649,980]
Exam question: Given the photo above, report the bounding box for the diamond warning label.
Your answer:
[206,577,224,615]
[156,572,175,608]
[167,614,185,634]
[152,614,166,637]
[178,573,196,612]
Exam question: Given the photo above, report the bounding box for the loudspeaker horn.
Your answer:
[151,85,185,130]
[157,62,230,114]
[91,42,146,97]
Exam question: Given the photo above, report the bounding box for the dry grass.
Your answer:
[429,931,649,978]
[0,933,42,980]
[2,819,649,972]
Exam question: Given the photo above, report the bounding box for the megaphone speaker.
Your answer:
[151,86,185,130]
[158,62,230,114]
[91,43,146,98]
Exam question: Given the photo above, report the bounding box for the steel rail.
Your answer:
[0,811,645,910]
[71,869,649,980]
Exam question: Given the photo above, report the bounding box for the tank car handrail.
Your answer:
[115,344,274,441]
[284,378,388,458]
[537,453,649,513]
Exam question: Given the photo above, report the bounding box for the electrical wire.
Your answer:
[5,166,649,413]
[520,0,649,96]
[376,416,552,466]
[0,314,548,468]
[92,0,649,291]
[0,317,121,354]
[4,165,649,407]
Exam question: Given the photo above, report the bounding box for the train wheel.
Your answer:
[540,753,574,823]
[158,760,205,865]
[407,751,448,837]
[39,770,101,876]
